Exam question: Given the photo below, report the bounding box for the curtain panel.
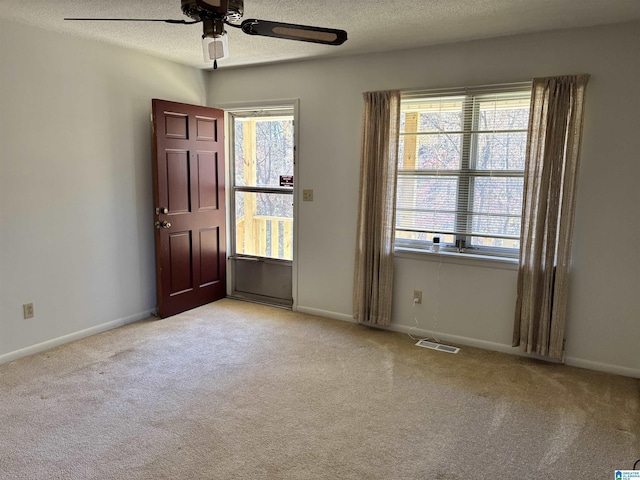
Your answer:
[353,90,401,326]
[513,75,590,360]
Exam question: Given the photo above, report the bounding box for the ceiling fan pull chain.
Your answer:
[213,59,218,70]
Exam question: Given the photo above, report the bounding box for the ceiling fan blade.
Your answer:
[64,18,200,25]
[240,19,347,46]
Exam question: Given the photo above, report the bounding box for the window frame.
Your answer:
[395,82,532,259]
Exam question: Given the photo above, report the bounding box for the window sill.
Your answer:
[394,247,518,271]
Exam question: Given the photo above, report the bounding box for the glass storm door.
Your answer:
[229,108,295,307]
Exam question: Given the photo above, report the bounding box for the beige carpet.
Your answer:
[0,299,638,479]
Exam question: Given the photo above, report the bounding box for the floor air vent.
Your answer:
[415,340,460,354]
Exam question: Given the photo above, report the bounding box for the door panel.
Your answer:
[196,116,217,141]
[167,151,190,213]
[169,232,193,294]
[200,228,221,286]
[234,257,292,306]
[164,113,188,139]
[152,99,226,318]
[197,152,219,210]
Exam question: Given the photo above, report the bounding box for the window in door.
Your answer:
[232,111,294,260]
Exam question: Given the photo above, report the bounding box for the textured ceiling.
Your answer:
[1,0,639,69]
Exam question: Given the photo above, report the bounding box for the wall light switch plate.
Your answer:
[413,290,422,304]
[23,303,34,319]
[302,189,314,201]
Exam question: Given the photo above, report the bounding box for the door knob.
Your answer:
[155,221,172,229]
[155,207,169,215]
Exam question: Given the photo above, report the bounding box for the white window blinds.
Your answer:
[396,83,532,257]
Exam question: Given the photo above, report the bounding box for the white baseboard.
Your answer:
[386,324,640,378]
[563,356,640,379]
[0,309,154,366]
[295,306,356,324]
[295,306,640,379]
[387,324,514,352]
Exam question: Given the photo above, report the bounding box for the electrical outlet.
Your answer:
[23,303,34,319]
[302,189,314,202]
[413,290,422,304]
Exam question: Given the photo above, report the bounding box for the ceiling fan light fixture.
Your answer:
[203,33,229,61]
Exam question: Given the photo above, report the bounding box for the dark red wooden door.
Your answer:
[152,99,226,318]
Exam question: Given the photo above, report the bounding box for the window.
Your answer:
[395,84,532,258]
[230,109,295,261]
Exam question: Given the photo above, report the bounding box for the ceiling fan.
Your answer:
[65,0,348,69]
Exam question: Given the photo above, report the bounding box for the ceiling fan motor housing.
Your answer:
[181,0,244,22]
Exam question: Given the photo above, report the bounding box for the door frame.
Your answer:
[215,99,299,310]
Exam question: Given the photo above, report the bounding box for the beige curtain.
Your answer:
[513,74,590,360]
[353,90,401,326]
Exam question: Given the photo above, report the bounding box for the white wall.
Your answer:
[208,21,640,377]
[0,19,207,358]
[1,18,637,377]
